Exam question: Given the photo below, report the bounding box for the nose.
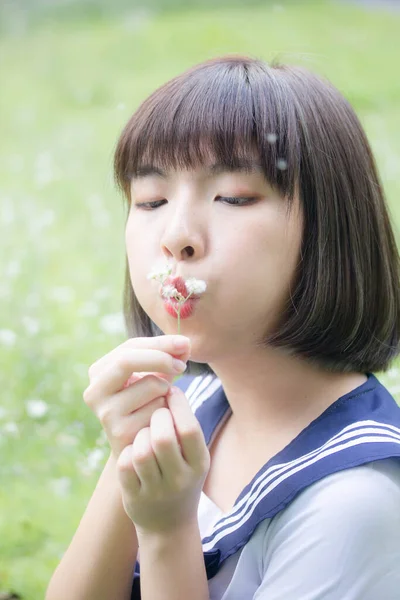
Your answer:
[160,199,206,263]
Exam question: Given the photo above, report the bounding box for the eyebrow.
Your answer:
[132,161,264,180]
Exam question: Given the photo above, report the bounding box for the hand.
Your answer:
[116,385,211,536]
[82,335,191,461]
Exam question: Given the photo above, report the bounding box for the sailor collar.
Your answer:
[176,372,400,579]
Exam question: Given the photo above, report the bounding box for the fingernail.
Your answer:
[172,358,187,373]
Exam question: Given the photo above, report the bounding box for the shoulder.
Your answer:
[301,457,400,512]
[266,458,400,546]
[253,459,400,599]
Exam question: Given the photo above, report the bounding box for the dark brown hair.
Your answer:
[114,55,400,375]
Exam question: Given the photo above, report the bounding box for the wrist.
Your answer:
[136,519,200,546]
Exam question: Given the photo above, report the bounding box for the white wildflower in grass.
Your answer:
[56,432,79,447]
[78,301,100,318]
[49,286,76,303]
[0,329,17,346]
[21,315,40,336]
[3,422,19,436]
[79,447,107,476]
[5,259,21,278]
[387,367,399,380]
[25,399,49,419]
[50,476,72,498]
[99,312,125,335]
[148,262,207,333]
[267,132,278,143]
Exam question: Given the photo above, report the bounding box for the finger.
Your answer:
[84,350,186,401]
[117,443,141,495]
[100,389,169,431]
[149,408,185,476]
[88,335,191,382]
[167,387,210,472]
[131,427,162,488]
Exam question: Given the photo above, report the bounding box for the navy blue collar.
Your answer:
[176,372,400,579]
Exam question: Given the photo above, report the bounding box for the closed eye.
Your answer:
[134,196,258,210]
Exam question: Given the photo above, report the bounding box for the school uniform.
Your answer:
[131,372,400,599]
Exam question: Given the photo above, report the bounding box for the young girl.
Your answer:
[46,56,400,600]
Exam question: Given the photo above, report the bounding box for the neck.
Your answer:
[208,346,368,444]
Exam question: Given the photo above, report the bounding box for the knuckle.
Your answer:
[98,406,113,426]
[141,374,169,393]
[168,473,186,492]
[154,378,170,394]
[88,363,97,379]
[82,387,93,406]
[115,355,132,373]
[152,431,172,448]
[110,421,125,441]
[151,396,167,410]
[132,438,151,462]
[179,425,201,441]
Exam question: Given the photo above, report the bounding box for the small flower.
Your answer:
[2,422,19,436]
[99,312,125,335]
[50,476,72,497]
[161,284,180,299]
[185,278,207,296]
[25,399,49,419]
[146,261,173,283]
[267,133,278,143]
[0,329,17,346]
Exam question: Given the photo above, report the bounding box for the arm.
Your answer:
[137,520,209,600]
[45,454,138,600]
[253,459,400,600]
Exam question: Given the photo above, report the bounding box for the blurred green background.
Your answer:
[1,0,400,597]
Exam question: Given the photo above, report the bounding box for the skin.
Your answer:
[126,161,367,460]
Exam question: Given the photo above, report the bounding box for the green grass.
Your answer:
[1,0,400,597]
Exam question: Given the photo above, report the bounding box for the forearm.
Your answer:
[46,454,138,600]
[137,520,209,600]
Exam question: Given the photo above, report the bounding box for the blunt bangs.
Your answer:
[114,56,299,211]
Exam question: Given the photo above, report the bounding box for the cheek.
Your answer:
[232,214,301,301]
[125,222,152,295]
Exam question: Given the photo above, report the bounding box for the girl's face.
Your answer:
[126,160,303,364]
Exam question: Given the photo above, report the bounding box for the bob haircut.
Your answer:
[114,55,400,376]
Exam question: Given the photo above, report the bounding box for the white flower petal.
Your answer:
[99,312,125,335]
[161,284,178,298]
[25,399,49,418]
[3,422,19,436]
[0,329,16,346]
[185,278,207,295]
[50,477,72,497]
[147,261,173,283]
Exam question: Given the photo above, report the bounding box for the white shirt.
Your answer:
[199,458,400,599]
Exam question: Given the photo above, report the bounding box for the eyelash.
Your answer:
[134,196,258,210]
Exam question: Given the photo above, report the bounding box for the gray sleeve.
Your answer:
[253,459,400,600]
